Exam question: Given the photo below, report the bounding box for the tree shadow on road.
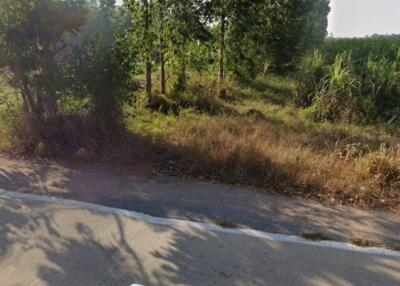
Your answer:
[1,197,400,286]
[1,153,400,249]
[0,199,147,286]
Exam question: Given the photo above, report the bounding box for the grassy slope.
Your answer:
[127,74,400,212]
[1,74,398,211]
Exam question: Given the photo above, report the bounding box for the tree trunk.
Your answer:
[159,1,166,95]
[20,91,31,117]
[41,47,59,117]
[219,9,226,97]
[145,0,152,98]
[146,58,152,97]
[43,94,59,117]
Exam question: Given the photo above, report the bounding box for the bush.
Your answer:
[294,50,326,107]
[312,53,360,122]
[169,74,232,115]
[0,95,31,151]
[296,39,400,124]
[148,93,179,115]
[362,58,400,121]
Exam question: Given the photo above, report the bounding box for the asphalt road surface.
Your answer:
[1,155,399,247]
[1,191,399,286]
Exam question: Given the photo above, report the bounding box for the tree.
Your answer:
[0,0,87,130]
[99,0,116,13]
[203,0,263,89]
[165,0,210,94]
[157,0,167,95]
[127,0,156,98]
[71,0,134,126]
[225,1,265,80]
[206,0,230,95]
[262,0,330,71]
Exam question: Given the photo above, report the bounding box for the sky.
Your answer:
[328,0,400,38]
[116,0,400,38]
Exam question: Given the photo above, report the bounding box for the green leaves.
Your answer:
[263,0,330,70]
[0,0,88,121]
[122,0,330,91]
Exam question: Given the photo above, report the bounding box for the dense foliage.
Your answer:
[124,0,330,98]
[295,38,400,125]
[0,0,87,123]
[0,0,330,153]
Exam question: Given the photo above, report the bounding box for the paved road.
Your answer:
[0,155,399,247]
[1,193,400,286]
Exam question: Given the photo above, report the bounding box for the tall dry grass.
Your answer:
[128,75,400,211]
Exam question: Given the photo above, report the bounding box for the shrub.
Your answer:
[362,58,400,121]
[294,50,326,107]
[148,93,179,115]
[172,74,232,115]
[0,95,31,151]
[299,40,400,124]
[313,53,360,122]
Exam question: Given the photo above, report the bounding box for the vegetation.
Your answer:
[1,0,399,212]
[296,38,400,124]
[127,74,400,212]
[301,232,332,241]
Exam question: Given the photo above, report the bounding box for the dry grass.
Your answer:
[127,74,400,212]
[349,238,381,248]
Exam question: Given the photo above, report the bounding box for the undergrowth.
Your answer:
[126,74,400,212]
[1,74,399,212]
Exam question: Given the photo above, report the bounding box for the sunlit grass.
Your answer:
[126,73,400,211]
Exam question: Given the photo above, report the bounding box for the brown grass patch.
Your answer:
[126,75,400,212]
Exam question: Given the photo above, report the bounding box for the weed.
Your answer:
[301,232,332,241]
[313,53,360,122]
[294,50,325,107]
[349,238,381,248]
[216,220,239,229]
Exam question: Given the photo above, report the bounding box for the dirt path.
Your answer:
[0,154,399,247]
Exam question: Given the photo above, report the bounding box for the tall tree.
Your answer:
[204,0,263,90]
[225,0,265,80]
[127,0,156,98]
[157,0,167,95]
[99,0,116,12]
[262,0,330,71]
[0,0,87,126]
[208,0,229,95]
[163,0,209,94]
[73,0,133,121]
